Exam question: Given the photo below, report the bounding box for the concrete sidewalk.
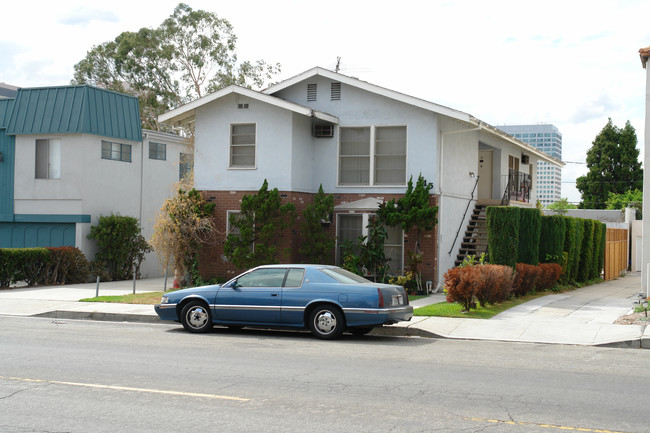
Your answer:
[1,274,649,348]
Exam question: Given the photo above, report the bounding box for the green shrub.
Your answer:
[518,208,542,265]
[43,247,90,284]
[590,222,603,280]
[88,214,152,281]
[0,248,52,286]
[571,220,584,282]
[562,217,578,283]
[577,220,595,283]
[539,215,566,264]
[487,206,520,268]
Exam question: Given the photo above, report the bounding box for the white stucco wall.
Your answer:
[271,77,439,194]
[193,93,296,192]
[12,131,189,278]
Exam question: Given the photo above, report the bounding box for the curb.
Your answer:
[25,310,650,349]
[32,311,161,324]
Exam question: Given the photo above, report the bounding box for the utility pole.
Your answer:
[335,57,341,73]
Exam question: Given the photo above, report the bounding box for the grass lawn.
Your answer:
[414,291,560,319]
[80,292,164,304]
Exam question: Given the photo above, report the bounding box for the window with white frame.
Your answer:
[339,126,406,186]
[149,142,166,160]
[101,140,131,162]
[227,210,254,251]
[230,123,256,168]
[336,213,403,275]
[35,138,61,179]
[227,210,242,236]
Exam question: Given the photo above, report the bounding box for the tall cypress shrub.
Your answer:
[487,206,520,268]
[590,221,603,280]
[571,220,584,282]
[539,215,566,264]
[517,208,542,265]
[577,219,595,282]
[562,217,577,282]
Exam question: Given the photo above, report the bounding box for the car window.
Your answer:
[319,267,372,284]
[284,268,305,287]
[236,268,287,288]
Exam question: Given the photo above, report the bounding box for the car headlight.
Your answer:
[160,296,169,304]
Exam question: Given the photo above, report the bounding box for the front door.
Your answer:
[478,151,493,200]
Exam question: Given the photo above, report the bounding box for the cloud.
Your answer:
[571,93,620,124]
[57,7,119,26]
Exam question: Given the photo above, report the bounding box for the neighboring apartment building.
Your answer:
[159,67,563,287]
[0,85,191,277]
[498,124,563,206]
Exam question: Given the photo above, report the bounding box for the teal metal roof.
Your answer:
[0,99,14,129]
[5,85,142,142]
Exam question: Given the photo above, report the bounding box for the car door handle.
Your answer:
[271,293,279,297]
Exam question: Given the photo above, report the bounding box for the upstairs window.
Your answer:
[149,142,166,160]
[230,123,256,168]
[35,138,61,179]
[339,126,406,186]
[102,140,131,162]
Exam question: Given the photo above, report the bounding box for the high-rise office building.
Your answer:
[498,124,562,207]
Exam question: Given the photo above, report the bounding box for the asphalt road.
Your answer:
[1,316,649,433]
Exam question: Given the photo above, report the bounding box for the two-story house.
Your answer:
[159,67,562,287]
[0,85,191,277]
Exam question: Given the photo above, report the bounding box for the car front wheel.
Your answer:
[308,305,344,340]
[180,301,213,333]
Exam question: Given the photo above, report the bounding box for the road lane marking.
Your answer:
[467,417,631,433]
[0,375,249,402]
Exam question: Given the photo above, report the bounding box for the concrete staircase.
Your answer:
[454,205,488,266]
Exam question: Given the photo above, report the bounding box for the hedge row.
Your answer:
[486,207,606,284]
[0,247,90,288]
[444,262,562,311]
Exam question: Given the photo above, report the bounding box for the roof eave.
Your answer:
[158,85,339,126]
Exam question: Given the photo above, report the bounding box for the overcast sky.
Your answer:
[2,0,649,204]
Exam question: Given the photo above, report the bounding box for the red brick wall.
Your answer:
[200,190,439,284]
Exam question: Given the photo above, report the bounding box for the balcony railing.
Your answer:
[501,169,531,205]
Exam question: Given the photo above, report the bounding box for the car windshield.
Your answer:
[319,267,372,284]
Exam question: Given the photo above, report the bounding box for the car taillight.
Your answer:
[377,288,384,308]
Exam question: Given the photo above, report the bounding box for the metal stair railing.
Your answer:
[448,176,480,255]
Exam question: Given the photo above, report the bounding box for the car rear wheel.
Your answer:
[180,301,213,333]
[308,305,344,340]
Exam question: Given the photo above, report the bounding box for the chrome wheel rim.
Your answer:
[314,310,337,335]
[187,306,208,329]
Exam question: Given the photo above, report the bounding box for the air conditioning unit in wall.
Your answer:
[313,124,334,138]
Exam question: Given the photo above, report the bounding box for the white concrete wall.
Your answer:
[271,77,439,194]
[13,131,189,278]
[193,93,295,192]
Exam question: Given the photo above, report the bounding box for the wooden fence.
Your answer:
[604,228,628,281]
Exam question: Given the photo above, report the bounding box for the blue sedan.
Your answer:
[154,264,413,339]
